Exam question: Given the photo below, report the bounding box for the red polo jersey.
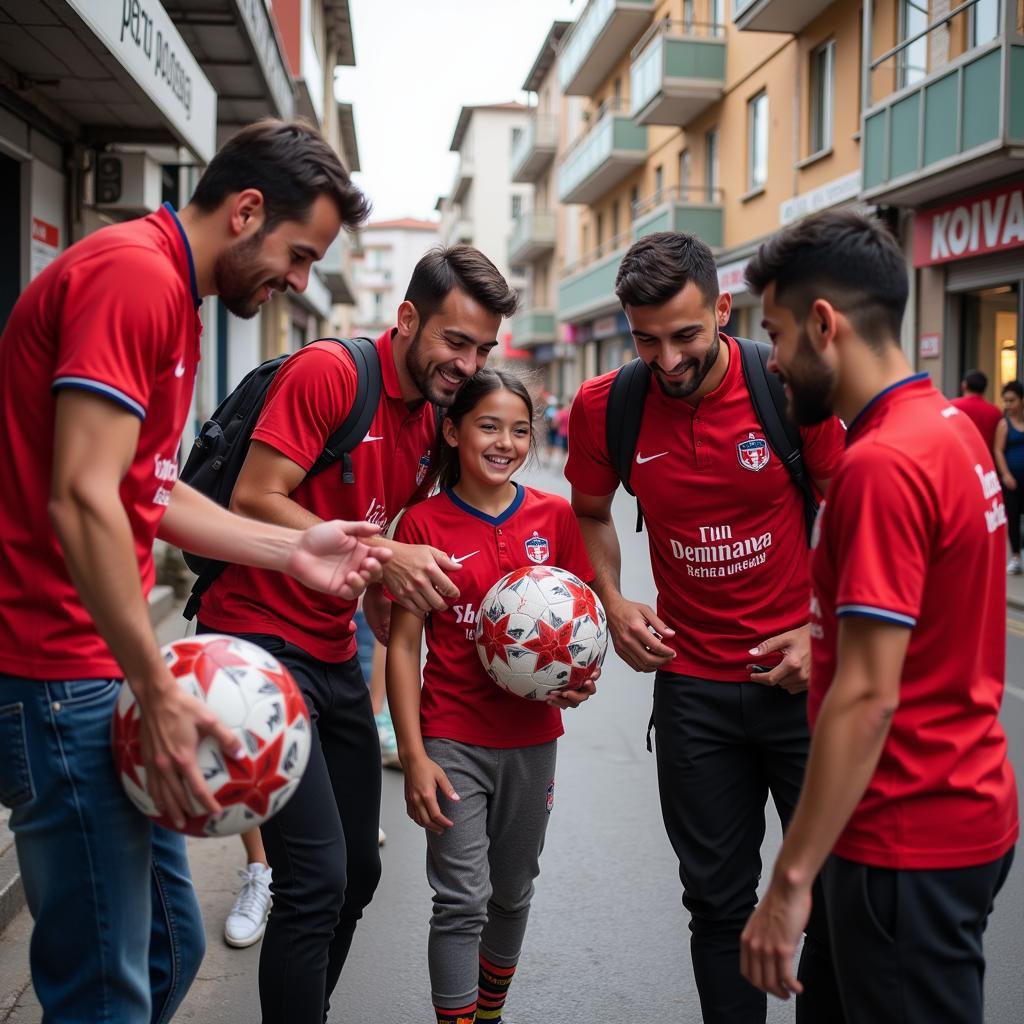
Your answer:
[809,375,1018,869]
[395,485,594,748]
[566,335,845,680]
[950,394,1002,451]
[199,329,436,663]
[0,204,202,679]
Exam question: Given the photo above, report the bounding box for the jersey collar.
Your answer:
[376,328,403,401]
[159,202,201,309]
[847,373,931,443]
[444,482,525,525]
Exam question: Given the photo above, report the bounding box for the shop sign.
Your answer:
[718,257,750,295]
[30,218,60,279]
[918,333,941,359]
[780,171,862,226]
[592,314,620,339]
[66,0,216,163]
[235,0,295,120]
[913,181,1024,267]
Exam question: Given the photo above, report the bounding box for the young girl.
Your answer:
[386,368,599,1024]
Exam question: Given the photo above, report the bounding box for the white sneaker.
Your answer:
[224,863,272,948]
[1008,555,1023,575]
[378,827,387,846]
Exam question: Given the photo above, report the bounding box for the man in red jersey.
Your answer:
[740,210,1018,1023]
[565,231,846,1023]
[951,369,1002,452]
[196,246,518,1024]
[0,120,389,1024]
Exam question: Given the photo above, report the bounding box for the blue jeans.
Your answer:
[0,676,205,1023]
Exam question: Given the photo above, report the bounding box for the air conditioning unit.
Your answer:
[93,152,163,212]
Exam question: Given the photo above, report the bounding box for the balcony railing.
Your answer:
[511,115,559,183]
[732,0,835,34]
[452,156,473,203]
[558,0,656,97]
[558,231,632,322]
[508,210,557,265]
[630,20,726,126]
[558,102,648,205]
[631,186,725,248]
[509,309,558,349]
[861,1,1023,204]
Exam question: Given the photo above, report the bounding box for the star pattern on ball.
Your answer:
[477,612,516,668]
[568,663,595,689]
[167,638,251,693]
[112,701,144,789]
[502,565,554,589]
[523,617,574,672]
[563,578,598,624]
[215,733,290,819]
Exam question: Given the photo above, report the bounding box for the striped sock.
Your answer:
[476,954,517,1022]
[434,1001,476,1024]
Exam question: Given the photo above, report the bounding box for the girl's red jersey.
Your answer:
[395,484,594,748]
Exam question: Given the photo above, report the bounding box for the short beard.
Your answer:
[405,329,468,407]
[784,327,836,426]
[214,233,275,320]
[653,333,720,399]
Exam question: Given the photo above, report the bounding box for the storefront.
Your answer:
[913,180,1024,400]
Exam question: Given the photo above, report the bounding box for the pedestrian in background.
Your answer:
[994,380,1024,574]
[951,369,1003,451]
[0,119,386,1024]
[565,231,846,1023]
[741,210,1018,1024]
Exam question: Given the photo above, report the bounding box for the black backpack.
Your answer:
[605,337,819,542]
[179,336,382,620]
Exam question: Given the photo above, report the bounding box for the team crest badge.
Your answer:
[525,532,550,564]
[737,433,770,472]
[416,451,431,487]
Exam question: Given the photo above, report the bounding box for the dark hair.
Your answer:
[963,370,988,393]
[405,245,518,324]
[745,210,907,350]
[190,119,371,232]
[615,231,720,308]
[1003,381,1024,400]
[431,369,536,491]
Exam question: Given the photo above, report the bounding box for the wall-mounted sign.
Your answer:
[914,181,1024,267]
[718,257,750,295]
[919,333,941,359]
[780,171,862,226]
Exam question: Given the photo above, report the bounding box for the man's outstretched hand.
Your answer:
[286,520,391,603]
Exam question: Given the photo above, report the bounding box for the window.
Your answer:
[679,149,691,196]
[897,0,928,89]
[596,211,604,249]
[511,127,522,150]
[969,0,999,47]
[810,40,835,154]
[613,77,622,110]
[747,92,768,192]
[511,194,522,220]
[629,184,640,222]
[683,0,695,32]
[705,128,719,201]
[611,199,620,241]
[654,164,664,201]
[373,292,383,323]
[710,0,724,32]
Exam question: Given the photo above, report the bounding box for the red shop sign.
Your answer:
[913,181,1024,267]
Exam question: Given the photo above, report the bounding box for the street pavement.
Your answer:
[2,461,1023,1022]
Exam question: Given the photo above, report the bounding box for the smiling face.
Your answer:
[214,193,342,319]
[625,281,731,402]
[444,387,532,492]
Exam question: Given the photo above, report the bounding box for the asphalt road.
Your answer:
[1,461,1022,1022]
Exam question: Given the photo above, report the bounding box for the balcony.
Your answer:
[630,21,726,127]
[558,240,631,322]
[861,38,1024,205]
[559,0,656,97]
[511,116,560,183]
[319,233,357,306]
[452,156,474,203]
[509,211,557,265]
[509,310,558,349]
[632,187,724,249]
[732,0,835,34]
[558,104,648,205]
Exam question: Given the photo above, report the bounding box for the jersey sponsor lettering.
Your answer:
[668,522,773,577]
[975,463,1008,533]
[364,496,389,530]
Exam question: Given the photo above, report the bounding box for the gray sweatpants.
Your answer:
[423,737,558,1008]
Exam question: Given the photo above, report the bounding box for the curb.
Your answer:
[0,586,176,938]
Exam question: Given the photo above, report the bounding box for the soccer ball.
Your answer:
[475,566,608,700]
[111,634,311,837]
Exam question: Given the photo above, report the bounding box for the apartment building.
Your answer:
[351,217,440,338]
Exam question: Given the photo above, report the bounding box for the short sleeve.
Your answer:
[826,446,934,628]
[556,500,595,584]
[53,251,183,419]
[251,345,357,471]
[564,384,619,497]
[799,415,847,485]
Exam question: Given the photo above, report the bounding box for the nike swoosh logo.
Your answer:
[362,434,384,443]
[451,551,479,564]
[636,451,669,464]
[174,362,186,378]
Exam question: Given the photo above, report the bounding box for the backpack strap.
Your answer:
[735,336,818,543]
[606,358,651,532]
[308,337,382,482]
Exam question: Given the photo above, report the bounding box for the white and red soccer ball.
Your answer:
[475,566,608,700]
[112,635,311,837]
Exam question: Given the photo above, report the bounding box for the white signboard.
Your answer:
[718,257,750,295]
[67,0,217,163]
[780,171,862,226]
[235,0,295,120]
